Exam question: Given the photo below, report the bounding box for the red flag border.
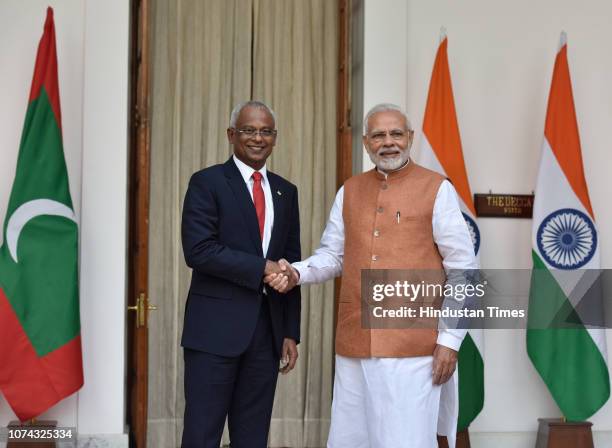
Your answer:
[0,287,83,421]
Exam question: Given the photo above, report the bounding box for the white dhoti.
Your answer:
[327,355,458,448]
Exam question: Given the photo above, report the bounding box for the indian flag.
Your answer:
[0,8,83,420]
[527,33,609,421]
[417,32,484,433]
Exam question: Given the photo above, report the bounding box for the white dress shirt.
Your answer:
[232,155,274,257]
[293,172,478,351]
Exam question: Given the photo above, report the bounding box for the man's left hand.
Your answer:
[432,344,457,385]
[280,338,298,374]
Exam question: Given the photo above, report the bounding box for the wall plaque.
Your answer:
[474,193,534,218]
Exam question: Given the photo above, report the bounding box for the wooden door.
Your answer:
[334,0,352,345]
[126,0,154,446]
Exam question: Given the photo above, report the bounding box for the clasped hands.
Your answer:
[264,259,299,293]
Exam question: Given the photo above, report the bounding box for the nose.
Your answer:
[252,132,264,143]
[382,132,395,146]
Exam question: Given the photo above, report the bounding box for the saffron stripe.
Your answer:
[543,44,593,218]
[422,37,476,215]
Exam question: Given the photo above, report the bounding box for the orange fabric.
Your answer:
[337,163,446,358]
[544,44,594,218]
[422,37,475,215]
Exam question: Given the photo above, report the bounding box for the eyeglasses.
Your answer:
[234,127,278,139]
[367,129,413,143]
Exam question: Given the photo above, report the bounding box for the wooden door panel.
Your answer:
[127,0,152,446]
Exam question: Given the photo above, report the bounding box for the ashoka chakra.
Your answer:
[462,212,480,256]
[536,208,597,269]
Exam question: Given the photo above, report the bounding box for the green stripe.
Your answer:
[457,332,484,430]
[0,87,79,357]
[527,251,610,420]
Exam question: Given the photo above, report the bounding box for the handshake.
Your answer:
[263,259,300,293]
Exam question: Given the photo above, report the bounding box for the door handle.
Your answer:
[127,293,157,328]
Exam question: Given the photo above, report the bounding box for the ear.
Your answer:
[226,128,234,143]
[362,134,368,148]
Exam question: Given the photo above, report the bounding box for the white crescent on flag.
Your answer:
[6,199,76,263]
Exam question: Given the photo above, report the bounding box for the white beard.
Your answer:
[367,145,410,172]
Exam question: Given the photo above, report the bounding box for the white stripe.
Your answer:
[419,135,477,218]
[533,138,607,360]
[418,134,447,177]
[533,139,595,228]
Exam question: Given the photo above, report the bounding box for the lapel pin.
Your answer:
[277,190,282,196]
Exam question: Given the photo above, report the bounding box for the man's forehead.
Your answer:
[236,106,275,126]
[368,111,408,130]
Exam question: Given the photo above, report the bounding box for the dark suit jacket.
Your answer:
[181,157,301,357]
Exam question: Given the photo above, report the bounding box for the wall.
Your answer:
[363,0,612,446]
[0,0,129,444]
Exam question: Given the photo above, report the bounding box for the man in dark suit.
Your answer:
[180,100,301,448]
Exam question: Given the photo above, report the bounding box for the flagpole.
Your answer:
[559,30,567,50]
[440,26,447,43]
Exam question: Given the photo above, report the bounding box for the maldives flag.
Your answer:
[0,8,83,420]
[527,33,609,420]
[417,33,484,435]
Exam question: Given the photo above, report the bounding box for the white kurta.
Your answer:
[293,169,478,448]
[328,355,444,448]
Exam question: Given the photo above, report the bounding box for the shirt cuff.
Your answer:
[436,329,466,352]
[292,261,306,285]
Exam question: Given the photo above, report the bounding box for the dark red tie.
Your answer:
[252,172,265,239]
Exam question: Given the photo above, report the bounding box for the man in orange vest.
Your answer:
[267,103,477,448]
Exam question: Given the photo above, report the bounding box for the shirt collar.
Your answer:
[233,154,269,184]
[376,157,411,179]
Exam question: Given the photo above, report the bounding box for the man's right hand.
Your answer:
[264,259,299,293]
[432,344,458,385]
[264,260,285,276]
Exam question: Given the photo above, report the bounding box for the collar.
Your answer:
[374,157,415,181]
[233,154,269,184]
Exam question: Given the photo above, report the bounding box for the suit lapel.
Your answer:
[267,173,286,260]
[223,158,263,256]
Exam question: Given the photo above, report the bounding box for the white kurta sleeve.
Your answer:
[432,180,479,351]
[293,187,345,285]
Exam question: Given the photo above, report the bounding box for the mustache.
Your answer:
[376,145,403,156]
